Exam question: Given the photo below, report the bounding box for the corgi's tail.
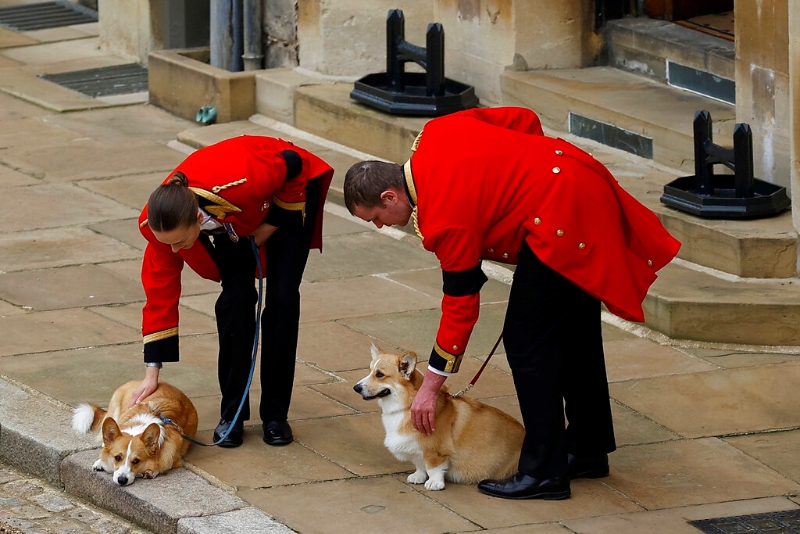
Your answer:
[71,403,106,434]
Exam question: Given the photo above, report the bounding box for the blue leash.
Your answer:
[161,236,263,447]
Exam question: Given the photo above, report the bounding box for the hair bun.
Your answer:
[166,171,188,187]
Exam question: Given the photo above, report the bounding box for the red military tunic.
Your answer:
[139,135,334,362]
[404,107,681,373]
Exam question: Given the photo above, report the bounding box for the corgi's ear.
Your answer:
[101,418,121,445]
[399,351,417,379]
[142,423,161,455]
[370,343,380,360]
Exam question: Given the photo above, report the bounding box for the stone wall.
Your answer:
[735,0,791,189]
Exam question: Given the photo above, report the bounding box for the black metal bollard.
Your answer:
[660,110,789,219]
[350,9,478,116]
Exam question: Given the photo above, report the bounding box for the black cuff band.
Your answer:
[144,336,179,363]
[442,262,488,297]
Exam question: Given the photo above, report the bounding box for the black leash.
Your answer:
[161,236,263,446]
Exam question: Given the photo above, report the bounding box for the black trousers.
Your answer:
[206,182,319,423]
[503,243,616,479]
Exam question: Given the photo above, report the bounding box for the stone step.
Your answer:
[645,261,800,347]
[606,18,735,95]
[500,65,736,174]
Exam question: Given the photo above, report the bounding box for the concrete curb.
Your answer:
[0,376,294,534]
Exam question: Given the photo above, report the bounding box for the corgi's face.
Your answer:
[353,345,418,402]
[99,417,164,486]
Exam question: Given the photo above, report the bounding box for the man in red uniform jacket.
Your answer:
[136,135,333,448]
[344,107,680,499]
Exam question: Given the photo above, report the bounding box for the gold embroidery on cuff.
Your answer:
[143,327,179,344]
[434,342,463,373]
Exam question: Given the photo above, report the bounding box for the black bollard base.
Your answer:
[351,72,479,117]
[661,175,790,219]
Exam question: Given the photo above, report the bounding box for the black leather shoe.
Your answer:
[477,473,570,500]
[213,419,244,448]
[568,453,609,479]
[262,420,293,446]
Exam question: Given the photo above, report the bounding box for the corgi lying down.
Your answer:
[72,380,198,486]
[354,345,525,490]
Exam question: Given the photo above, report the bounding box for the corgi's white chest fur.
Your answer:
[381,410,421,460]
[378,397,422,461]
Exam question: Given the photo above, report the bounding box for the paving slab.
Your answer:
[88,218,147,250]
[339,303,508,361]
[609,361,800,438]
[725,430,800,484]
[0,308,140,357]
[417,476,642,529]
[0,182,138,233]
[686,348,800,369]
[0,227,140,272]
[292,413,405,477]
[185,430,355,489]
[0,37,105,64]
[0,26,36,48]
[0,161,38,186]
[563,496,800,534]
[0,116,83,149]
[78,173,166,210]
[0,139,184,182]
[605,438,800,509]
[43,105,194,145]
[0,264,145,310]
[610,399,680,447]
[604,337,718,382]
[239,476,480,534]
[302,231,439,281]
[0,91,46,120]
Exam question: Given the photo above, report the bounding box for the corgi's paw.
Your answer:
[424,477,445,491]
[142,470,158,479]
[92,459,106,472]
[407,470,428,484]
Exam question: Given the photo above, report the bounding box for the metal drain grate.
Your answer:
[40,64,148,97]
[691,509,800,533]
[0,1,97,32]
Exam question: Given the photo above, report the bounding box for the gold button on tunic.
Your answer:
[556,229,564,237]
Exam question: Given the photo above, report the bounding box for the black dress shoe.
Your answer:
[262,420,293,446]
[477,473,570,500]
[568,453,609,479]
[213,419,244,448]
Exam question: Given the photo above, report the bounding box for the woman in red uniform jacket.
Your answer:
[134,135,333,448]
[344,107,680,499]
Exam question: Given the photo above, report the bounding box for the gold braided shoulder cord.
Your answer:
[412,208,423,241]
[212,178,247,193]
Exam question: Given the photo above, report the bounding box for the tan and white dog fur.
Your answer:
[354,345,525,490]
[71,380,198,486]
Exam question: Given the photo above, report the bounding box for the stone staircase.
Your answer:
[251,19,800,348]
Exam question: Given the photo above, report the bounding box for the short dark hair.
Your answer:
[343,161,404,214]
[147,172,198,232]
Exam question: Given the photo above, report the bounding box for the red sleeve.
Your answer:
[423,226,486,373]
[140,226,184,363]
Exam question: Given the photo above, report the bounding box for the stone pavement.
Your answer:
[0,459,150,534]
[2,8,800,534]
